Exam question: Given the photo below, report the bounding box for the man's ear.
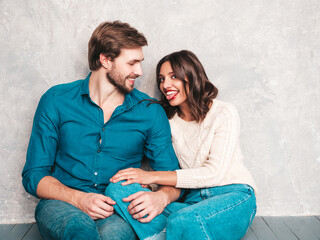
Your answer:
[99,54,112,69]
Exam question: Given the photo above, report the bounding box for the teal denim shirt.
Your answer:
[22,73,180,198]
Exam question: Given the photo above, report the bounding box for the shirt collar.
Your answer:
[80,73,91,96]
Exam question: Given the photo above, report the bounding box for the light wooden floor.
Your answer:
[1,216,320,240]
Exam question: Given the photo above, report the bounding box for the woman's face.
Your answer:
[158,61,188,107]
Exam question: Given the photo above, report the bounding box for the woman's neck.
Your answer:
[178,103,195,122]
[178,100,213,122]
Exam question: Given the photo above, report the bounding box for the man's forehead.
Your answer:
[118,47,144,61]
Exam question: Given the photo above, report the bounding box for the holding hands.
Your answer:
[110,168,177,223]
[123,190,169,223]
[110,168,155,186]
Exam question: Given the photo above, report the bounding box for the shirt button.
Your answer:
[94,183,97,187]
[102,128,105,131]
[97,149,101,153]
[94,172,98,176]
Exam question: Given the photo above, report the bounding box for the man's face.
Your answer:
[107,47,144,93]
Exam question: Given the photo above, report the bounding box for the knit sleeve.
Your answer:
[175,105,240,188]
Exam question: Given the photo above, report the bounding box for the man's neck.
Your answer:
[89,70,125,108]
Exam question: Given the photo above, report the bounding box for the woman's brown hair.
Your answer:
[156,50,218,122]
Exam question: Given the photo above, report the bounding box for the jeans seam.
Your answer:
[246,208,257,232]
[35,201,60,240]
[203,192,253,220]
[197,213,211,240]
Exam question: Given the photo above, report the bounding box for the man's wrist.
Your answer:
[153,171,161,185]
[69,189,83,208]
[156,189,171,206]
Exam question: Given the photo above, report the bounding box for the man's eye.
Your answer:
[172,75,176,79]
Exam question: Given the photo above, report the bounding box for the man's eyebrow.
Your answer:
[129,58,144,63]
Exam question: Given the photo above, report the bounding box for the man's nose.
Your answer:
[134,63,143,76]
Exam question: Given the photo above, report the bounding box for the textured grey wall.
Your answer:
[1,0,319,223]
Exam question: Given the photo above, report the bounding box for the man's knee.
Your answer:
[63,218,100,240]
[35,199,99,240]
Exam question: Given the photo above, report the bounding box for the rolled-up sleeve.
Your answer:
[144,104,184,199]
[144,104,180,171]
[22,88,59,198]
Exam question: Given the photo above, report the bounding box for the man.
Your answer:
[22,21,181,240]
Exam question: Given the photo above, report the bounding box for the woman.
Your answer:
[111,50,257,240]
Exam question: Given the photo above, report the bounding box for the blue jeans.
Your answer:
[107,182,256,240]
[165,184,257,240]
[35,198,137,240]
[105,181,167,240]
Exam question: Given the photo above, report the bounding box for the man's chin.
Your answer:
[119,85,134,94]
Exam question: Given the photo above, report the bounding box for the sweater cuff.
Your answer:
[175,169,195,189]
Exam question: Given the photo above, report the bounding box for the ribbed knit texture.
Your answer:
[170,99,257,191]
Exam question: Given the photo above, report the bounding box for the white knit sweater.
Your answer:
[170,99,257,191]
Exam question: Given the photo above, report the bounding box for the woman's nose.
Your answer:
[163,77,172,88]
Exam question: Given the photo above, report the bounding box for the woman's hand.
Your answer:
[110,168,156,186]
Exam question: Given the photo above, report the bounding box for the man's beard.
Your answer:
[107,70,135,94]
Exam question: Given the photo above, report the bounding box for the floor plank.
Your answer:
[250,216,278,240]
[9,224,32,240]
[242,227,258,240]
[263,217,298,240]
[299,216,320,238]
[22,224,42,240]
[1,216,320,240]
[282,217,319,240]
[0,224,14,240]
[0,224,14,233]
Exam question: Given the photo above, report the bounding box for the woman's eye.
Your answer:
[159,77,164,82]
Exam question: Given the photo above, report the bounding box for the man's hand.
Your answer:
[110,168,155,186]
[123,191,169,223]
[74,192,116,220]
[36,176,116,220]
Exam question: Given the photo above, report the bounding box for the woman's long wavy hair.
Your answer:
[156,50,218,122]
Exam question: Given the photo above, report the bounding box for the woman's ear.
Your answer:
[99,54,112,69]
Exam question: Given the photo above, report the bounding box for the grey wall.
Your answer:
[1,0,319,224]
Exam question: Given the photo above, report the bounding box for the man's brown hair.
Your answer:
[88,21,148,70]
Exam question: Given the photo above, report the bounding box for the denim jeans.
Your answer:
[107,182,256,240]
[35,198,137,240]
[105,181,167,240]
[164,184,257,240]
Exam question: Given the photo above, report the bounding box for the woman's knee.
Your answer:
[105,181,147,201]
[167,211,191,230]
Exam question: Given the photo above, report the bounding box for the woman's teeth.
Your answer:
[166,90,178,100]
